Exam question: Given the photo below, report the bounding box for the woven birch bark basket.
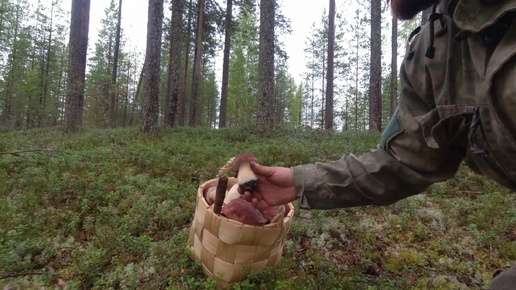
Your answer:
[188,177,294,288]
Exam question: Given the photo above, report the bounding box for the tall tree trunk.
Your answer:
[0,1,4,42]
[344,98,348,130]
[219,0,233,128]
[38,1,55,128]
[188,0,204,127]
[390,14,398,115]
[27,44,38,129]
[164,0,183,126]
[320,41,325,129]
[257,0,275,128]
[179,0,193,126]
[310,52,315,128]
[354,35,359,130]
[2,3,21,129]
[108,0,123,128]
[325,0,335,130]
[140,0,163,133]
[128,67,144,126]
[369,0,382,132]
[104,37,112,126]
[123,58,130,125]
[56,44,66,125]
[64,0,90,133]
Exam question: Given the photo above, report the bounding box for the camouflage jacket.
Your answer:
[293,0,516,209]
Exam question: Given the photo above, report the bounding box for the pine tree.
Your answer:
[344,2,370,131]
[140,0,163,133]
[325,0,335,130]
[369,0,382,132]
[64,0,90,133]
[218,0,233,128]
[86,0,124,127]
[164,0,184,127]
[0,0,32,130]
[188,0,204,126]
[257,0,275,128]
[390,12,398,115]
[227,0,259,126]
[107,0,122,128]
[302,11,328,129]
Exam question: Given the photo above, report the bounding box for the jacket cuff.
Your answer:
[292,164,320,209]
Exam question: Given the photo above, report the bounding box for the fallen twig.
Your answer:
[0,271,47,280]
[0,149,54,156]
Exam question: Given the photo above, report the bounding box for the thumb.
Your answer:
[250,162,276,177]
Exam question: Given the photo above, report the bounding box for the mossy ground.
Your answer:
[1,126,515,289]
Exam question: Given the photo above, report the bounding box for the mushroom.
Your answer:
[203,182,244,205]
[231,153,259,194]
[224,183,241,204]
[221,198,267,225]
[203,186,217,205]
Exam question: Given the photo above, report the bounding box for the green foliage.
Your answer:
[1,126,515,289]
[0,0,68,130]
[85,0,137,128]
[227,1,259,126]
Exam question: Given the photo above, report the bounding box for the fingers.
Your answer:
[251,197,269,210]
[242,191,252,202]
[249,191,268,210]
[250,162,276,177]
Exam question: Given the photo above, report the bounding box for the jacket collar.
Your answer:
[448,0,516,32]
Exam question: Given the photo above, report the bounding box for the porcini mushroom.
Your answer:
[203,186,217,205]
[231,153,259,194]
[221,198,267,225]
[224,183,241,204]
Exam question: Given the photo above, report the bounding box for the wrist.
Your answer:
[291,166,303,200]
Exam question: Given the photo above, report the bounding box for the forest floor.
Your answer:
[1,126,515,289]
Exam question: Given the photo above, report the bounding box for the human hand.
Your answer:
[243,162,297,210]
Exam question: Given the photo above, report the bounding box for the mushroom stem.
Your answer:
[237,161,259,193]
[231,153,260,194]
[203,186,217,204]
[224,183,241,204]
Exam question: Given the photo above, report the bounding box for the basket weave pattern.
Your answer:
[188,177,294,287]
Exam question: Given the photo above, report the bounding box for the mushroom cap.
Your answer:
[231,153,259,171]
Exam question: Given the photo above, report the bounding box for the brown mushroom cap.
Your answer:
[231,153,259,172]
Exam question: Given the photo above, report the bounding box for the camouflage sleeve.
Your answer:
[292,106,463,209]
[292,22,467,210]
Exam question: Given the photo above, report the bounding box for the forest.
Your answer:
[0,0,422,133]
[3,0,516,289]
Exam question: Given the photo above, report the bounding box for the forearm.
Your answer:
[292,147,461,210]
